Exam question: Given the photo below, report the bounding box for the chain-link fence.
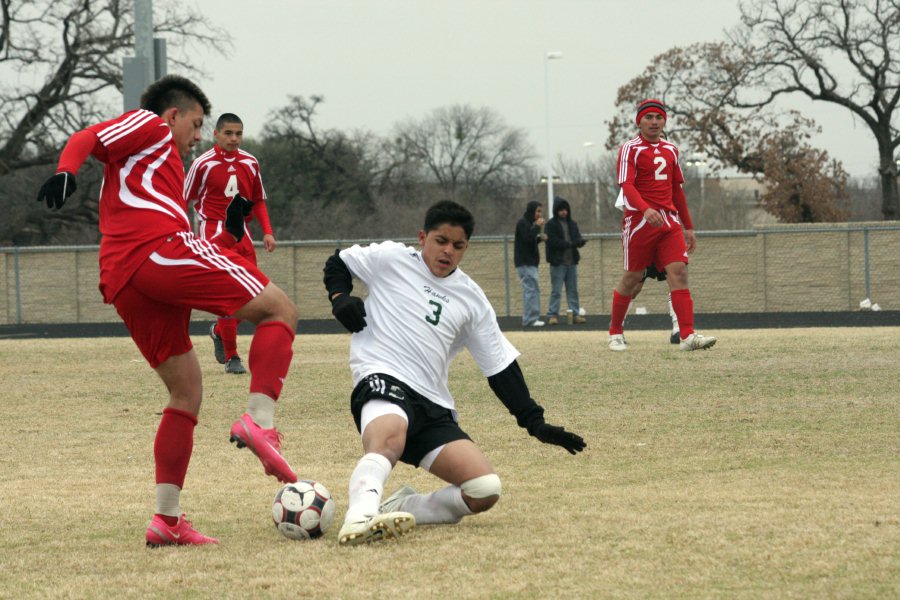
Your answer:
[2,222,899,325]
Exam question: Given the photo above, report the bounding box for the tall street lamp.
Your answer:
[544,50,563,216]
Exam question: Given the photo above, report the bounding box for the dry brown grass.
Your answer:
[0,328,898,599]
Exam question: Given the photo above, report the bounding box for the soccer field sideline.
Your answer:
[1,309,897,340]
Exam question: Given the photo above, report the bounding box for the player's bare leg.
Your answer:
[340,412,415,546]
[229,283,299,483]
[145,350,218,546]
[381,440,500,525]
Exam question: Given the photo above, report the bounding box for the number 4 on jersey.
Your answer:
[223,174,239,198]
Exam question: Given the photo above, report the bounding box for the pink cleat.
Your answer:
[145,514,219,547]
[229,413,297,483]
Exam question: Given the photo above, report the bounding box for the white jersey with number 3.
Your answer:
[339,241,519,411]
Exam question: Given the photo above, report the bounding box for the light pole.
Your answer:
[544,50,563,216]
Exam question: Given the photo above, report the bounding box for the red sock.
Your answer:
[217,317,239,360]
[670,289,695,339]
[609,290,632,335]
[154,407,197,488]
[249,321,295,401]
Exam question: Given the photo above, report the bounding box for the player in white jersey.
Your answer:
[323,200,586,546]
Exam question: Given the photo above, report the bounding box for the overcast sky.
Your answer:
[190,0,878,178]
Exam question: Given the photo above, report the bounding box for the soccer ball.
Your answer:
[272,480,336,540]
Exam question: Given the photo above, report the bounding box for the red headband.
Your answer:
[636,99,667,125]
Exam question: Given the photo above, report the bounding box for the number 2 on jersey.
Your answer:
[653,157,667,181]
[425,300,442,326]
[223,175,239,198]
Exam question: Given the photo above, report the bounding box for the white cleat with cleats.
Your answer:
[338,512,416,546]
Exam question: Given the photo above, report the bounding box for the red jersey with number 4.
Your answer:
[184,145,271,234]
[85,109,193,303]
[616,135,684,213]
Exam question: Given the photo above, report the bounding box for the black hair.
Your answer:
[140,75,211,117]
[424,200,475,240]
[216,113,243,130]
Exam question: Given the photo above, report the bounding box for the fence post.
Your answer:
[863,227,871,301]
[14,248,22,324]
[503,236,511,317]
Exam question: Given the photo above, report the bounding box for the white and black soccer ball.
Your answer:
[272,479,336,540]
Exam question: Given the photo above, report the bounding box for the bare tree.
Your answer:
[0,0,225,175]
[0,0,225,245]
[389,105,535,200]
[734,0,899,218]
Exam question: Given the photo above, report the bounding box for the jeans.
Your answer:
[547,264,579,316]
[516,265,541,325]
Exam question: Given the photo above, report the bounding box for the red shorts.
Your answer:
[620,209,689,272]
[113,232,270,368]
[199,219,257,265]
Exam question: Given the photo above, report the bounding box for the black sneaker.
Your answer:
[670,331,680,344]
[225,356,247,374]
[210,324,226,364]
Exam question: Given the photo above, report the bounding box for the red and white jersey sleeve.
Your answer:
[616,135,685,213]
[185,145,267,224]
[85,109,193,303]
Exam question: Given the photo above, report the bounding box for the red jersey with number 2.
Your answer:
[616,135,684,213]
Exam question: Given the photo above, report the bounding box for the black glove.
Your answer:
[36,172,77,209]
[225,194,254,242]
[529,422,586,455]
[331,294,367,333]
[576,239,587,248]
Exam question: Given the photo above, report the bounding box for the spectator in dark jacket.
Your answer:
[514,201,547,327]
[544,197,587,324]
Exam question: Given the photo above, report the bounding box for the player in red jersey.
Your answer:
[36,75,300,546]
[185,113,276,374]
[607,99,716,352]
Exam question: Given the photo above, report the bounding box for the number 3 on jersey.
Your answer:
[223,174,239,198]
[425,300,442,326]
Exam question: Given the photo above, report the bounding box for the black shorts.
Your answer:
[350,373,471,467]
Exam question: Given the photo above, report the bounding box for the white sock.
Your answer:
[668,295,678,332]
[155,483,181,517]
[401,485,473,525]
[247,393,275,429]
[344,453,392,524]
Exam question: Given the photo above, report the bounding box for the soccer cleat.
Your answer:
[670,331,680,344]
[225,356,247,374]
[547,316,559,325]
[679,332,717,351]
[338,512,416,546]
[379,485,418,514]
[229,413,297,483]
[528,320,545,327]
[145,513,219,548]
[209,324,226,364]
[608,334,627,352]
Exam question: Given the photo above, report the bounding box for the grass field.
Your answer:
[1,328,898,599]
